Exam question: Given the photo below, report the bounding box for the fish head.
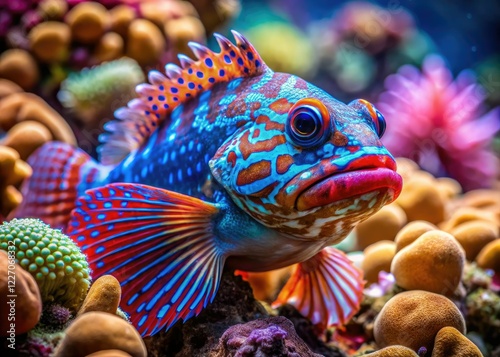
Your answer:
[210,74,402,243]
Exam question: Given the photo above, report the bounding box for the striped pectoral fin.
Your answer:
[272,247,365,330]
[67,183,226,337]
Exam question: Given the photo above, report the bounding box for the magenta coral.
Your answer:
[378,55,500,190]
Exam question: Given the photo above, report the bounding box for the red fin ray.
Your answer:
[10,142,105,230]
[272,247,365,330]
[68,183,225,336]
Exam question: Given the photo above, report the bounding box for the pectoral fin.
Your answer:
[68,183,226,336]
[272,247,364,330]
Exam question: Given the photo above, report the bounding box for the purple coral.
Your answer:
[231,325,290,357]
[40,304,72,329]
[378,55,500,190]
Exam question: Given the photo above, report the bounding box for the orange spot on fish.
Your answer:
[227,151,237,167]
[236,160,272,186]
[269,98,293,114]
[276,154,294,174]
[239,132,286,160]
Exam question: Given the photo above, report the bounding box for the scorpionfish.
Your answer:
[13,31,402,336]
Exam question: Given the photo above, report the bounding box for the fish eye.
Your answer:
[287,99,330,147]
[349,99,386,138]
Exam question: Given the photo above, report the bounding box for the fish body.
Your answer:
[13,31,402,336]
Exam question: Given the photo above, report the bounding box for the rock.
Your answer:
[66,2,110,44]
[29,21,71,63]
[364,345,419,356]
[0,49,39,91]
[78,275,121,316]
[94,32,124,63]
[53,312,146,357]
[362,240,396,285]
[211,316,323,357]
[391,230,465,296]
[431,326,483,357]
[450,221,498,261]
[355,204,407,250]
[1,120,52,161]
[475,239,500,273]
[144,269,269,356]
[127,19,166,67]
[374,290,466,352]
[0,250,42,335]
[394,220,437,252]
[395,177,446,224]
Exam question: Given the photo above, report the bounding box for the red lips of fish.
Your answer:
[295,155,402,211]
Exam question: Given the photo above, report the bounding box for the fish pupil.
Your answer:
[294,112,318,136]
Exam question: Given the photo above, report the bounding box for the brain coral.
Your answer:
[0,218,90,311]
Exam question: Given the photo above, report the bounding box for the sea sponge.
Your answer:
[0,92,76,145]
[394,220,437,252]
[0,218,91,311]
[29,21,71,63]
[77,275,121,316]
[126,19,166,67]
[0,250,42,335]
[0,49,39,91]
[431,326,483,357]
[362,240,396,285]
[394,176,446,224]
[450,221,498,261]
[475,239,500,273]
[355,204,407,249]
[53,312,147,357]
[58,58,144,123]
[391,230,465,296]
[373,290,466,351]
[65,2,110,44]
[94,32,124,63]
[1,121,52,161]
[363,345,419,356]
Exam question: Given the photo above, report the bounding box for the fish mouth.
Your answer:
[294,155,402,211]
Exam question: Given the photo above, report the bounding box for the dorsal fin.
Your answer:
[98,30,269,165]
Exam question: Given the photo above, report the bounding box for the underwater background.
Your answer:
[0,0,499,356]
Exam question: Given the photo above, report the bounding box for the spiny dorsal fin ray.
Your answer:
[98,30,269,165]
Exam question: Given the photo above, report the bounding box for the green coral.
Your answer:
[57,57,145,115]
[0,218,91,312]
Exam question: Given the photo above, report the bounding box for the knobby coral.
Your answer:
[378,55,500,191]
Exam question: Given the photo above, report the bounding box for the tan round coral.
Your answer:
[431,326,482,357]
[355,204,407,250]
[394,220,437,252]
[1,121,52,161]
[391,230,465,296]
[65,2,110,44]
[450,221,498,261]
[362,240,396,285]
[0,49,39,91]
[373,290,466,352]
[77,275,121,316]
[29,21,71,63]
[53,312,146,357]
[127,19,166,67]
[475,239,500,273]
[364,345,419,356]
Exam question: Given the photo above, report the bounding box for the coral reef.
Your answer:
[373,290,466,351]
[53,311,147,357]
[362,345,419,356]
[0,218,90,311]
[449,221,498,261]
[378,55,500,191]
[394,220,437,252]
[361,241,396,285]
[0,250,42,336]
[211,316,323,356]
[475,239,500,273]
[390,230,465,296]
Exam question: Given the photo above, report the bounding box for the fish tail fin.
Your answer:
[68,183,226,336]
[9,142,108,230]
